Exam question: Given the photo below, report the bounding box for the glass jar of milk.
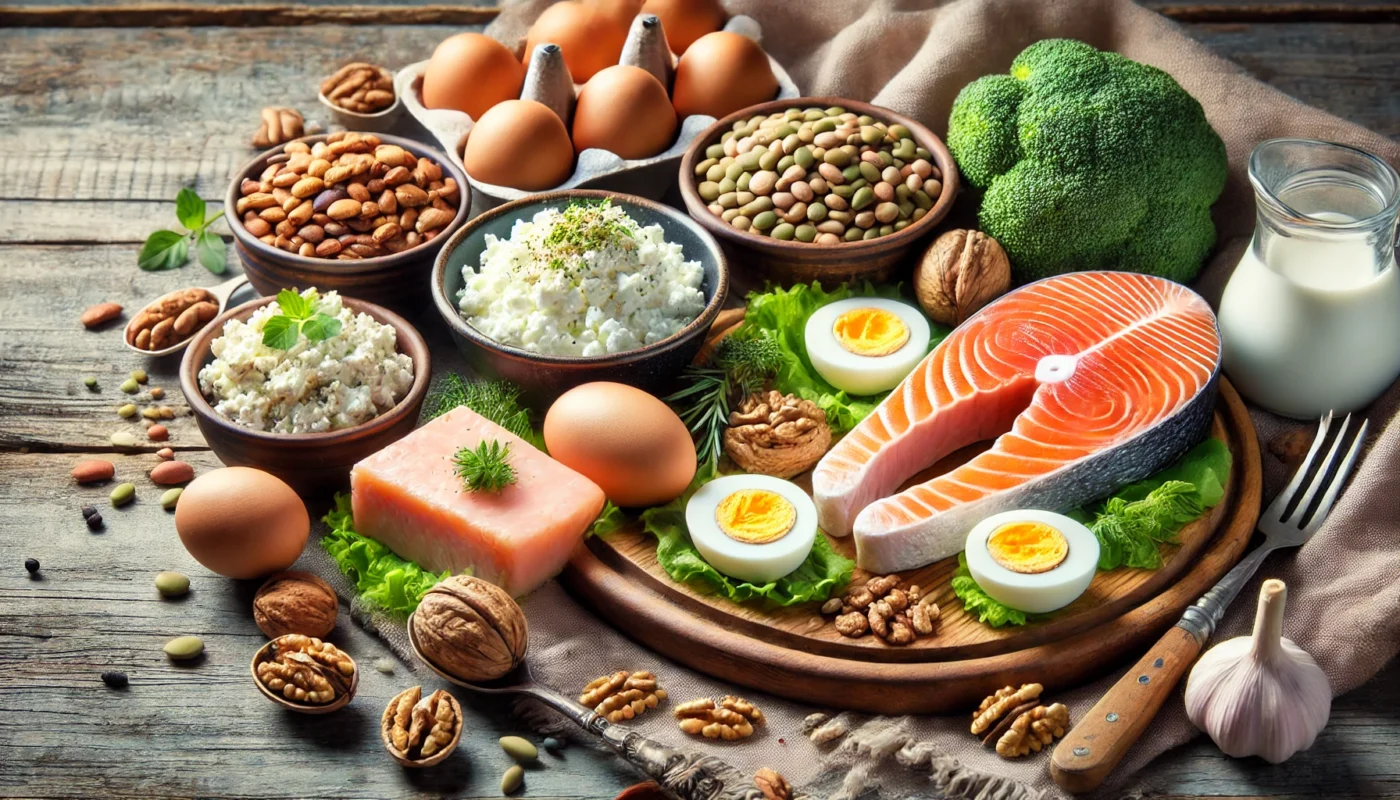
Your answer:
[1219,138,1400,418]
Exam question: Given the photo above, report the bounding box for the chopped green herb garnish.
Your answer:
[261,289,342,350]
[531,199,636,275]
[453,439,517,493]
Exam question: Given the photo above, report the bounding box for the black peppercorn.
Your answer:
[24,558,39,575]
[81,505,99,520]
[100,671,129,689]
[85,512,104,531]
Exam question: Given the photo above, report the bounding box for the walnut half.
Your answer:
[723,391,832,478]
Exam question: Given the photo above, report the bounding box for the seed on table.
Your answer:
[155,571,190,597]
[110,431,138,448]
[140,406,162,420]
[156,447,174,460]
[84,376,98,389]
[500,736,538,763]
[159,487,183,511]
[129,369,147,384]
[147,424,168,442]
[119,378,139,394]
[24,557,39,575]
[110,483,135,507]
[150,387,165,400]
[101,671,129,689]
[501,764,524,795]
[158,407,174,420]
[374,658,396,675]
[163,635,204,661]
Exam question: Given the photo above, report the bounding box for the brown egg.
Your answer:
[589,0,644,25]
[174,467,309,580]
[544,382,696,508]
[463,99,574,190]
[524,0,631,84]
[572,66,677,159]
[672,31,778,120]
[423,32,526,121]
[641,0,726,54]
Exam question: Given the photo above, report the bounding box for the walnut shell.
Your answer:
[913,229,1011,326]
[253,571,338,639]
[412,575,527,682]
[723,391,831,479]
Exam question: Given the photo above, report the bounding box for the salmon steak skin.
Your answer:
[351,405,606,596]
[812,271,1222,574]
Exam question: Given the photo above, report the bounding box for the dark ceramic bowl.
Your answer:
[180,294,431,496]
[226,133,470,316]
[678,96,959,287]
[432,190,729,400]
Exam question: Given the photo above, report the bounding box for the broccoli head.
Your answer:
[947,39,1227,284]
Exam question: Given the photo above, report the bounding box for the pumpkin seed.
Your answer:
[500,736,538,763]
[118,404,138,419]
[129,369,148,384]
[109,483,135,507]
[84,376,98,389]
[163,635,204,660]
[159,488,183,511]
[155,571,189,597]
[500,764,524,794]
[119,378,139,394]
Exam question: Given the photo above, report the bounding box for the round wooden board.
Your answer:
[561,379,1261,714]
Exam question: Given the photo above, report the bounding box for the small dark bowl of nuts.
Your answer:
[678,97,959,287]
[226,132,470,315]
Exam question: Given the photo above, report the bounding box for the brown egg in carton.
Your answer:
[396,13,799,213]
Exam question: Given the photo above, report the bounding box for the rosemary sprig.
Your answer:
[452,439,517,493]
[663,332,783,470]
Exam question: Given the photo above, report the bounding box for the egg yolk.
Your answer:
[714,489,796,544]
[987,522,1069,574]
[832,308,909,357]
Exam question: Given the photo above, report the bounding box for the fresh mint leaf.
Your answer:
[175,188,206,233]
[301,313,342,342]
[195,229,226,275]
[261,315,300,350]
[138,230,189,271]
[275,289,314,320]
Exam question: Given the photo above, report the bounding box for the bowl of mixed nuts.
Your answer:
[226,132,470,314]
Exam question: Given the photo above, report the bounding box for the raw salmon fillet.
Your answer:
[812,272,1222,573]
[351,406,606,596]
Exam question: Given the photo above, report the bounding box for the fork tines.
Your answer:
[1266,411,1370,532]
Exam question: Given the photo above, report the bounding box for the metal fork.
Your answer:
[1051,412,1369,794]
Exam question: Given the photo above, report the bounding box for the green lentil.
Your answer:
[698,182,720,202]
[758,149,781,171]
[807,203,828,222]
[852,187,875,210]
[84,376,98,389]
[160,487,183,511]
[163,635,203,660]
[794,224,817,243]
[705,143,725,160]
[129,369,147,384]
[110,483,135,507]
[752,211,778,231]
[118,403,138,419]
[793,147,814,170]
[155,570,190,596]
[776,155,795,173]
[119,378,139,394]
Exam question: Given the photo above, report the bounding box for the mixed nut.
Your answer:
[723,390,831,479]
[693,105,943,244]
[320,62,396,115]
[969,683,1071,759]
[821,573,939,646]
[236,131,459,260]
[674,694,765,740]
[579,670,668,722]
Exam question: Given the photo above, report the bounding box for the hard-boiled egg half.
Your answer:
[685,475,818,584]
[963,510,1100,614]
[804,298,930,395]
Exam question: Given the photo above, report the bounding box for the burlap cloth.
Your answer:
[305,1,1400,797]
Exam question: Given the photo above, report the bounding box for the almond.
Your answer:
[72,460,115,484]
[147,424,169,442]
[81,303,123,329]
[416,207,453,233]
[149,460,194,485]
[156,448,175,460]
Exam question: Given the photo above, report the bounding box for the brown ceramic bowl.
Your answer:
[179,294,431,496]
[250,638,359,715]
[431,189,729,401]
[226,133,470,316]
[678,96,959,286]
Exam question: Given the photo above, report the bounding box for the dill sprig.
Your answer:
[664,332,783,470]
[425,375,541,449]
[453,439,517,493]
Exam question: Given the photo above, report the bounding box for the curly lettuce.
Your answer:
[321,494,451,617]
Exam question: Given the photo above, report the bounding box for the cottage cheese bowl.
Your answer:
[433,190,729,398]
[180,292,431,497]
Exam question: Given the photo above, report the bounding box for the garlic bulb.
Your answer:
[1185,579,1331,763]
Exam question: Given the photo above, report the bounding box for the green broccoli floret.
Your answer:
[947,39,1227,284]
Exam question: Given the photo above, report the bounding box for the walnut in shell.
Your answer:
[913,229,1011,326]
[253,571,338,639]
[412,575,526,682]
[381,686,463,766]
[723,391,831,479]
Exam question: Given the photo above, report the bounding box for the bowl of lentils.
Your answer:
[226,132,470,315]
[678,97,958,286]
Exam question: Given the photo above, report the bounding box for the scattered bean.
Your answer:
[159,487,183,511]
[542,737,564,753]
[119,378,139,394]
[150,387,166,400]
[163,635,204,661]
[101,671,129,689]
[501,764,524,795]
[110,483,136,508]
[130,369,148,384]
[156,448,175,460]
[24,557,39,575]
[110,431,138,448]
[500,736,539,763]
[374,658,396,675]
[155,571,190,597]
[147,424,169,442]
[84,376,98,389]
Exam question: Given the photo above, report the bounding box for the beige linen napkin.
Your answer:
[322,1,1400,797]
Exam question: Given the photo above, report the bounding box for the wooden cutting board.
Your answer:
[560,379,1261,714]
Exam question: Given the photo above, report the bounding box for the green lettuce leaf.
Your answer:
[590,500,627,537]
[639,472,854,607]
[728,282,952,433]
[951,553,1029,628]
[320,494,451,617]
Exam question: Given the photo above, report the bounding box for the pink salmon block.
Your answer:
[351,405,606,596]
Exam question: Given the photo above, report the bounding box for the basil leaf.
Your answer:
[300,313,342,342]
[275,288,312,320]
[195,230,226,275]
[175,188,206,233]
[138,230,188,271]
[261,315,301,350]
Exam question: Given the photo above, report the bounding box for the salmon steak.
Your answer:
[812,271,1222,574]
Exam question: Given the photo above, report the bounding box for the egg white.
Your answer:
[804,297,931,395]
[685,475,818,584]
[963,510,1100,614]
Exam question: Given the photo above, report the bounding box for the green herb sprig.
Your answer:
[139,187,227,274]
[664,332,783,470]
[261,289,343,350]
[453,439,517,493]
[426,375,542,449]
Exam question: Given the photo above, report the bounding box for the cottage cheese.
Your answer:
[457,202,706,357]
[198,290,414,434]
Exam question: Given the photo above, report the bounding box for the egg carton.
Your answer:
[396,13,800,213]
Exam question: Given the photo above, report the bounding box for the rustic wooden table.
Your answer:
[1,2,1397,798]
